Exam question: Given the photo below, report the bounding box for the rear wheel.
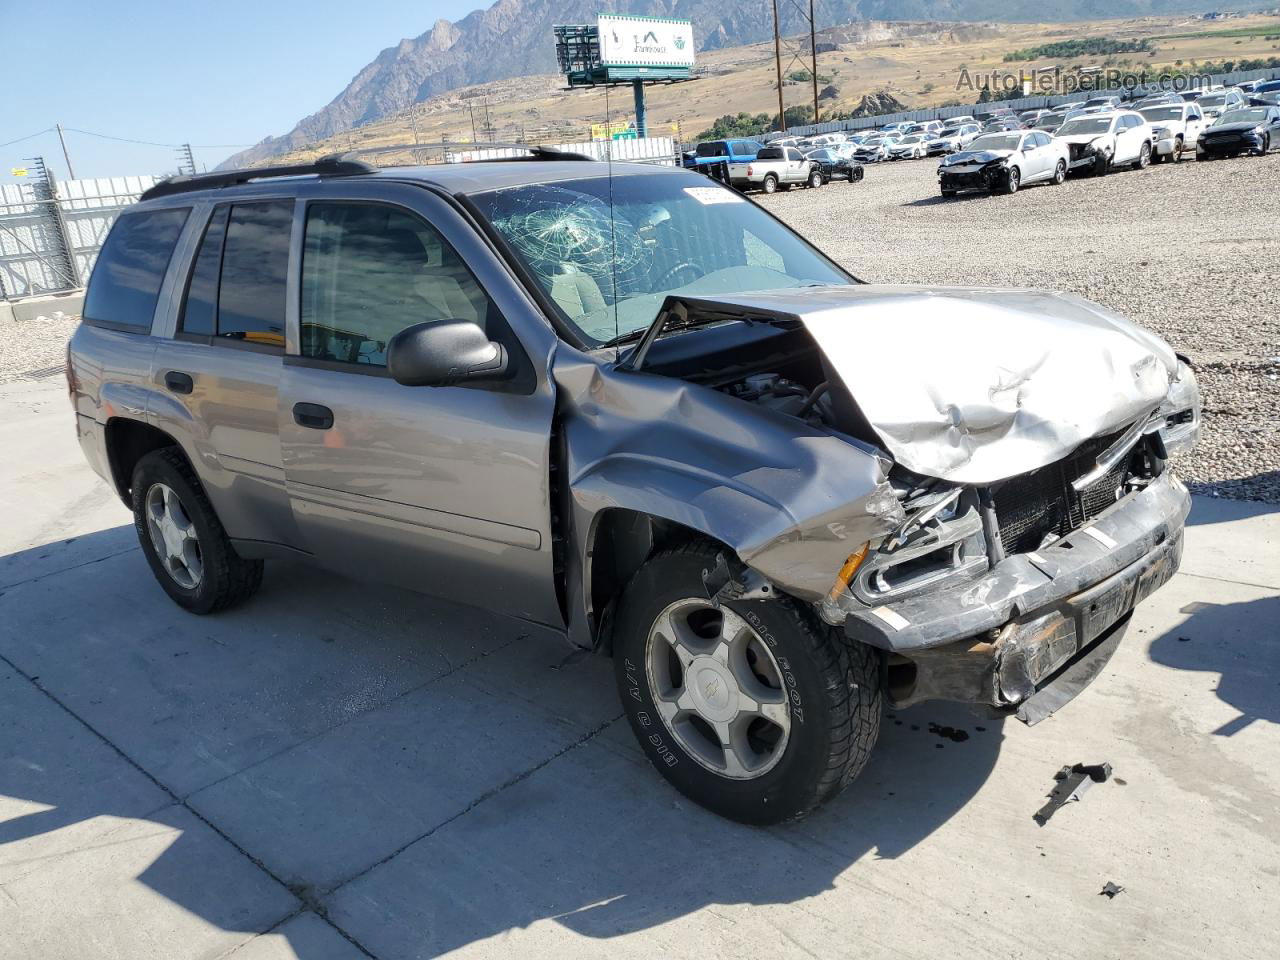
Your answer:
[614,544,883,824]
[132,448,263,613]
[941,188,957,198]
[1136,142,1152,168]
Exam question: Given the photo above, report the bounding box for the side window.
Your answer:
[216,200,293,348]
[178,205,229,337]
[83,207,190,331]
[299,201,492,367]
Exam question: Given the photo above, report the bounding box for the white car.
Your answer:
[1055,110,1154,175]
[938,130,1070,196]
[926,124,981,155]
[1137,101,1206,162]
[887,134,929,160]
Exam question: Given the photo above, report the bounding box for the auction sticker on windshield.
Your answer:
[684,186,745,204]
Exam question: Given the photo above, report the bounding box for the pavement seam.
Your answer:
[0,545,138,592]
[182,632,528,802]
[0,649,380,960]
[320,712,624,899]
[1175,569,1280,593]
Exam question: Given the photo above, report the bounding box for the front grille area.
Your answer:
[992,430,1130,556]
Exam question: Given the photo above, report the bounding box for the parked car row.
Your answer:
[681,77,1280,197]
[937,103,1280,197]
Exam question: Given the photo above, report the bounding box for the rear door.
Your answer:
[152,197,304,550]
[276,181,561,626]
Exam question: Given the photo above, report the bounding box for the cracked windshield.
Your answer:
[469,172,849,345]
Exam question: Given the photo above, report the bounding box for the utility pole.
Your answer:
[772,0,786,132]
[468,102,479,142]
[55,123,76,179]
[809,0,821,124]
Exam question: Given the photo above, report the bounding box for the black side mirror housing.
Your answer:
[387,319,508,387]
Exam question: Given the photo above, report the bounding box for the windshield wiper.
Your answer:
[597,328,648,349]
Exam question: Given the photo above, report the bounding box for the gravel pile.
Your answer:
[761,153,1280,503]
[0,312,80,384]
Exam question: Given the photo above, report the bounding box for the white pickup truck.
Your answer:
[728,145,823,193]
[1136,101,1206,162]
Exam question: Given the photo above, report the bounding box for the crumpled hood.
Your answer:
[672,285,1177,484]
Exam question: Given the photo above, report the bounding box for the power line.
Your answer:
[61,127,255,149]
[0,128,54,149]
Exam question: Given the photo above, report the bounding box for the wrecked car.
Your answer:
[67,155,1200,825]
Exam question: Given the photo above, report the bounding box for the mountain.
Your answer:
[220,0,1215,168]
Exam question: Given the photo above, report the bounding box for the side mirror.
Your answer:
[387,319,508,387]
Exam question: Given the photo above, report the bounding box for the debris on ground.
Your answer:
[1034,762,1113,826]
[1100,881,1125,899]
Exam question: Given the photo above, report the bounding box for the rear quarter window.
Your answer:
[83,207,190,331]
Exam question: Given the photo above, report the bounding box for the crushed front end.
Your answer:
[826,415,1196,723]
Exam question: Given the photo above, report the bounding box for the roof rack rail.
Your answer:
[322,141,594,164]
[139,156,376,202]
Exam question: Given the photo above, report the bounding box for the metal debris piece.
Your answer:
[1034,762,1113,825]
[702,553,773,607]
[1100,881,1124,899]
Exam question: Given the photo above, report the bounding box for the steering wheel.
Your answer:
[655,261,704,288]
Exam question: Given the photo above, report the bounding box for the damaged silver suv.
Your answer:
[68,154,1200,824]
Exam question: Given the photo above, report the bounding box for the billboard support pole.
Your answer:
[633,80,648,138]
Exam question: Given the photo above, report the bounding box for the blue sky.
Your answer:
[2,0,483,184]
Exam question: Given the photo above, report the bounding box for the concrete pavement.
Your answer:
[1,377,1277,959]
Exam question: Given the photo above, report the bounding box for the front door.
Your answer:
[276,183,561,627]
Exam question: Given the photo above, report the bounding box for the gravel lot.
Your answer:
[2,153,1276,500]
[760,152,1280,503]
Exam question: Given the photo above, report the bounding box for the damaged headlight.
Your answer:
[1158,358,1201,460]
[1087,136,1111,155]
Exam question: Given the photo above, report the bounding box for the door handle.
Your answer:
[164,371,194,395]
[293,402,334,430]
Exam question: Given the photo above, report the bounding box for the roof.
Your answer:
[136,157,689,206]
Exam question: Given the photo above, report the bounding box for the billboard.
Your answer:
[598,15,694,69]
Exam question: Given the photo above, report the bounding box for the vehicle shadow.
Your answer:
[0,527,1006,957]
[1147,593,1280,736]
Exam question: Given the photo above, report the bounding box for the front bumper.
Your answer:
[939,164,1004,192]
[1199,134,1259,156]
[843,470,1190,713]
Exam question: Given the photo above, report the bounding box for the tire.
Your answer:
[1171,137,1184,163]
[941,189,957,198]
[1000,165,1020,194]
[762,174,779,194]
[1256,134,1270,157]
[808,169,823,189]
[1052,159,1067,185]
[613,544,882,825]
[131,447,264,614]
[851,167,864,182]
[1093,153,1110,176]
[1136,142,1152,169]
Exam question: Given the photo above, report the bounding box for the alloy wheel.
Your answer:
[144,482,203,589]
[644,599,791,780]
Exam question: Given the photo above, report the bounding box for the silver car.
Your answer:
[68,156,1200,824]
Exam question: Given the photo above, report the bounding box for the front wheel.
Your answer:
[1171,137,1184,163]
[1093,152,1110,176]
[1256,134,1271,156]
[132,448,264,614]
[851,166,865,182]
[614,545,883,824]
[1000,165,1020,194]
[1052,159,1067,185]
[761,174,779,194]
[808,169,824,188]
